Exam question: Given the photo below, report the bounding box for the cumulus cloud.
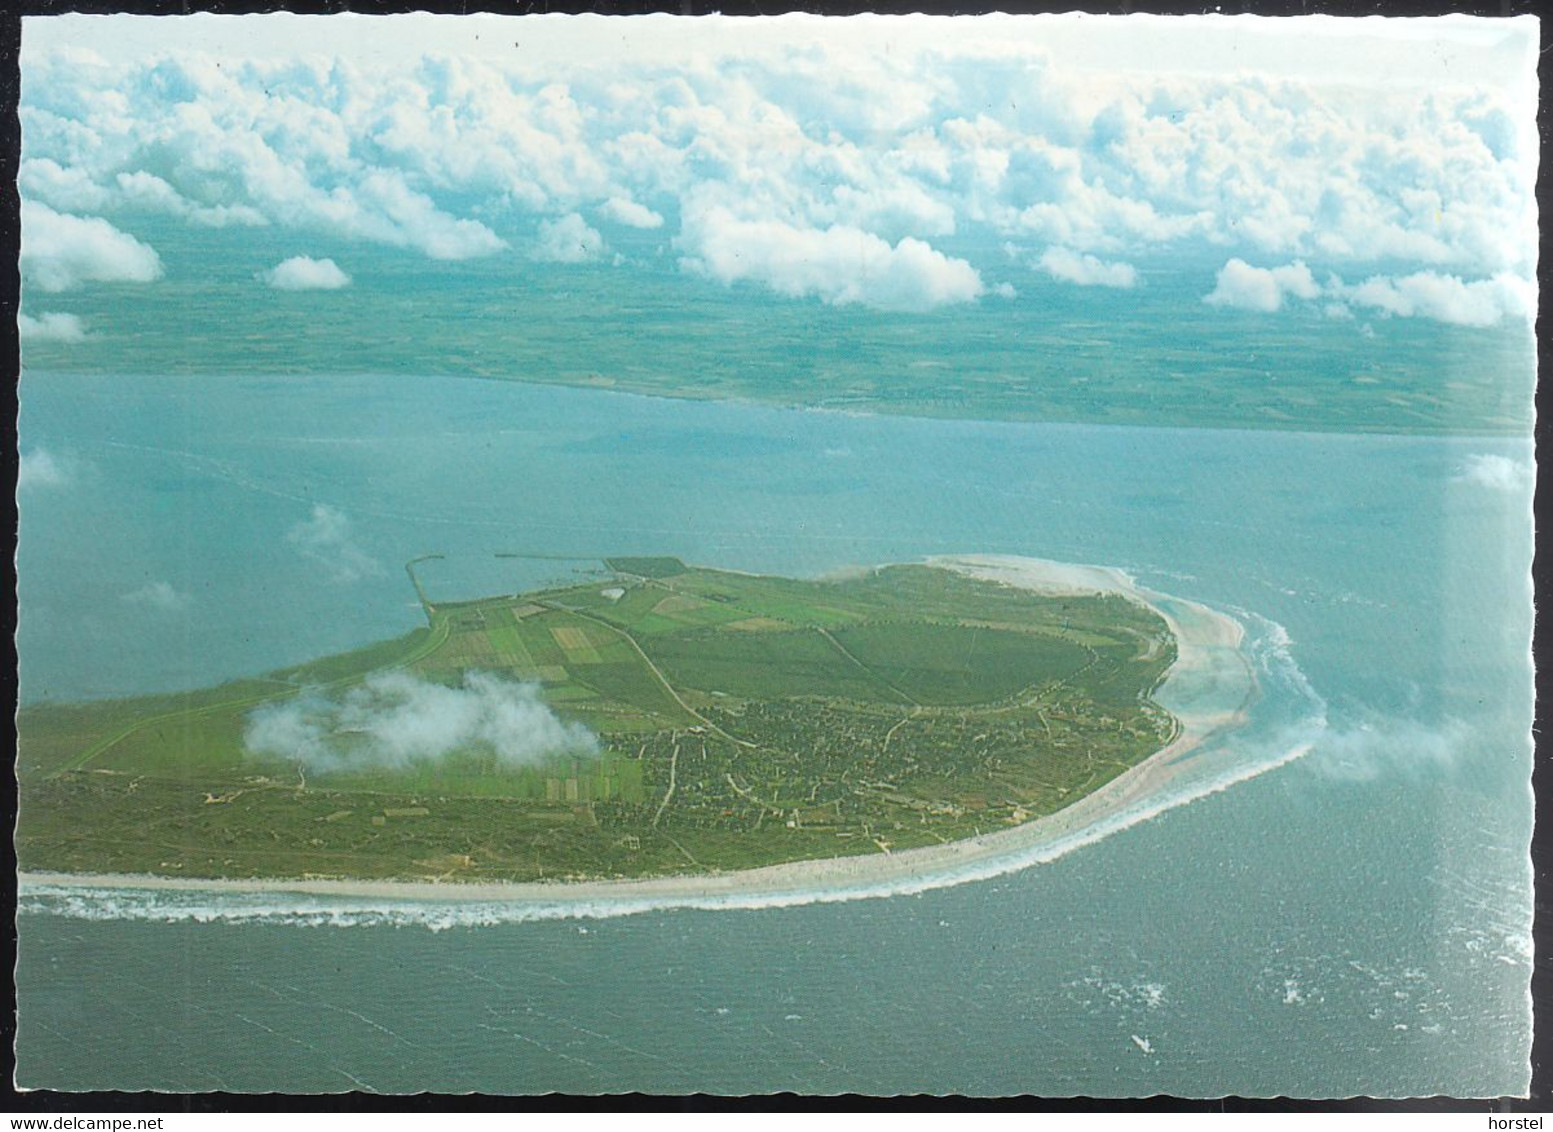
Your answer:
[1455,453,1532,493]
[20,200,163,292]
[533,212,607,263]
[831,180,958,242]
[680,206,983,311]
[350,170,508,260]
[18,157,111,213]
[1079,81,1535,277]
[259,255,351,291]
[115,170,267,228]
[286,503,382,584]
[14,32,1537,308]
[1304,717,1473,783]
[1230,265,1542,328]
[599,196,664,230]
[244,670,599,773]
[1038,246,1138,288]
[17,447,72,490]
[124,580,192,612]
[18,311,86,342]
[1341,270,1533,328]
[1204,258,1319,312]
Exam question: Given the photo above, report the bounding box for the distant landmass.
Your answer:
[17,228,1534,438]
[18,557,1184,884]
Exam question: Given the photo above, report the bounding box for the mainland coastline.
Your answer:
[19,554,1259,909]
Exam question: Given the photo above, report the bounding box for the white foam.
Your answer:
[21,735,1323,931]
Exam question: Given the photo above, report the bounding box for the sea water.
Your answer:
[15,371,1533,1096]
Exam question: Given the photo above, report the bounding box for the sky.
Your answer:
[16,13,1540,330]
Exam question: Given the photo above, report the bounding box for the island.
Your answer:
[17,555,1253,893]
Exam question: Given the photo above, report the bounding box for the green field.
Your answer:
[17,560,1179,883]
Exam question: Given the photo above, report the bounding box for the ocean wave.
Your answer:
[20,610,1328,931]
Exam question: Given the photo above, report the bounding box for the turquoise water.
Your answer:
[15,371,1533,1095]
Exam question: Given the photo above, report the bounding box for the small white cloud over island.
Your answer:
[259,256,351,291]
[245,670,599,773]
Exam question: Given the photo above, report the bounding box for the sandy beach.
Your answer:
[20,554,1258,910]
